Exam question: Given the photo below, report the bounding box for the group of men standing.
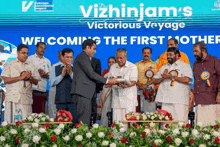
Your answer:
[0,38,219,126]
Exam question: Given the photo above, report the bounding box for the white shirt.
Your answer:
[28,54,51,92]
[154,60,192,105]
[108,61,138,108]
[1,58,40,104]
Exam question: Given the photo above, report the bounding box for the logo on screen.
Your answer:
[212,0,220,10]
[22,0,54,12]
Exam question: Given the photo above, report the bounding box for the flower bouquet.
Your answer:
[125,112,142,120]
[55,110,73,122]
[143,88,155,102]
[157,109,173,121]
[24,113,54,123]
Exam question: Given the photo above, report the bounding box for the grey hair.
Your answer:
[116,48,127,57]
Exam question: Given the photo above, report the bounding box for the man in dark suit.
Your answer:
[91,57,103,125]
[49,48,78,123]
[70,39,118,126]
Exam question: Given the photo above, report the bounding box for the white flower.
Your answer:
[203,134,210,140]
[182,132,189,138]
[178,122,184,127]
[102,140,109,146]
[32,136,41,143]
[130,132,137,137]
[110,143,116,147]
[24,128,30,133]
[199,144,206,147]
[174,138,182,146]
[34,119,40,123]
[169,145,175,147]
[136,116,140,120]
[98,132,105,138]
[173,129,180,135]
[150,112,153,115]
[213,131,220,137]
[21,144,29,147]
[41,117,46,122]
[63,135,70,141]
[150,122,155,127]
[46,116,49,119]
[120,128,125,132]
[75,135,83,141]
[50,118,54,122]
[4,144,10,147]
[27,116,33,121]
[10,129,17,134]
[52,145,57,147]
[53,128,61,135]
[2,121,8,127]
[0,136,5,141]
[159,116,162,120]
[39,128,46,133]
[154,114,157,117]
[58,123,64,129]
[158,130,166,135]
[86,132,92,138]
[197,122,203,127]
[39,113,43,117]
[32,123,39,128]
[165,116,169,120]
[192,129,199,137]
[71,128,77,134]
[154,139,162,145]
[151,116,155,120]
[142,114,147,120]
[92,123,99,129]
[119,123,124,128]
[144,129,151,135]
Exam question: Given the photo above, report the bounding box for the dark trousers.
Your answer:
[56,103,78,124]
[72,94,91,126]
[91,93,97,125]
[32,92,46,113]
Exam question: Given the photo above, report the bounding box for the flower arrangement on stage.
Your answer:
[24,113,54,123]
[125,110,173,121]
[0,120,220,147]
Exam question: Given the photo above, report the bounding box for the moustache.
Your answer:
[144,55,149,57]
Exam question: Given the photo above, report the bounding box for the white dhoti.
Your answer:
[5,102,32,123]
[162,103,188,122]
[113,106,136,124]
[138,90,156,113]
[195,104,220,126]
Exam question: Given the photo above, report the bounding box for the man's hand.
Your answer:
[107,78,118,85]
[20,71,31,80]
[66,65,72,75]
[61,66,67,77]
[38,69,49,78]
[216,93,220,104]
[118,82,128,88]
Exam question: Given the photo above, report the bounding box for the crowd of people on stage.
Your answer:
[0,38,220,127]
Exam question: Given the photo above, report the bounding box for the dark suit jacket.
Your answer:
[70,52,107,99]
[91,57,104,93]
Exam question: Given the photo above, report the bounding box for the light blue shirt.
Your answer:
[49,64,73,87]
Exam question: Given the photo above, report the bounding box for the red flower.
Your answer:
[214,137,219,144]
[134,124,139,128]
[214,125,219,129]
[46,123,50,128]
[111,123,115,128]
[141,131,146,137]
[185,123,191,128]
[16,121,21,126]
[121,138,127,143]
[166,136,172,142]
[165,124,169,128]
[190,139,194,144]
[51,136,57,142]
[108,133,113,137]
[152,146,159,147]
[78,146,83,147]
[75,123,82,128]
[15,137,20,143]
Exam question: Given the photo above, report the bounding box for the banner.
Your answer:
[0,0,219,90]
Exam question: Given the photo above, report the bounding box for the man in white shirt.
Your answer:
[48,50,63,118]
[108,48,138,124]
[28,42,51,113]
[1,44,39,123]
[146,47,192,121]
